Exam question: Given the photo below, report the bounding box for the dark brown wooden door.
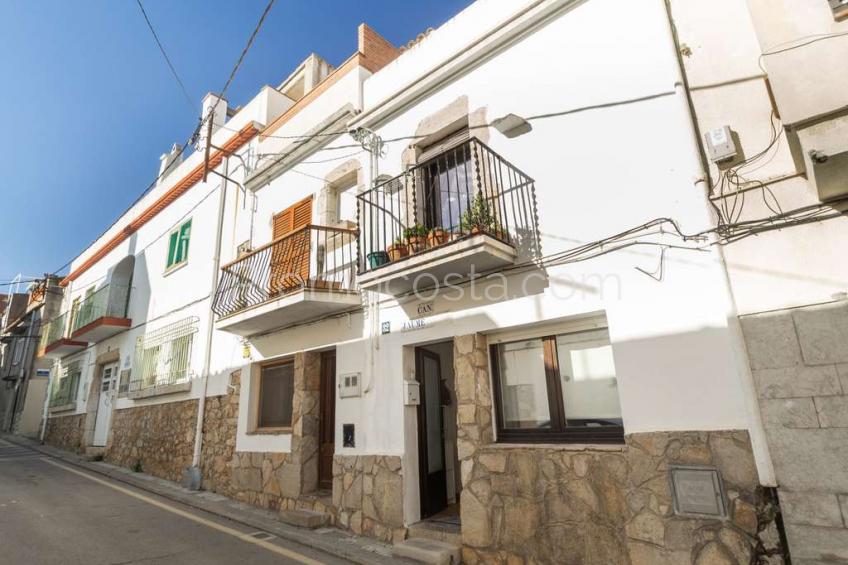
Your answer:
[318,350,336,490]
[416,348,448,519]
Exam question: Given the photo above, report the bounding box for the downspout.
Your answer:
[188,154,229,487]
[660,0,776,486]
[39,366,53,442]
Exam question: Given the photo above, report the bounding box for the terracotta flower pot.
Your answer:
[407,235,427,254]
[427,229,449,247]
[387,244,409,262]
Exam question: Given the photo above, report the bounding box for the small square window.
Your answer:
[257,361,294,429]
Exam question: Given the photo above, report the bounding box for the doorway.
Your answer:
[318,349,336,491]
[92,362,119,447]
[415,342,461,522]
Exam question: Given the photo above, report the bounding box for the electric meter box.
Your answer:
[704,126,737,163]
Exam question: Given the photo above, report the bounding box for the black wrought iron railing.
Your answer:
[356,137,538,274]
[212,225,358,318]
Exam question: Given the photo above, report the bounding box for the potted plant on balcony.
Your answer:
[427,226,449,247]
[460,192,498,235]
[367,250,389,269]
[404,223,428,254]
[387,237,409,262]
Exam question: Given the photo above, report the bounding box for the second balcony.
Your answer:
[69,283,132,343]
[212,225,360,336]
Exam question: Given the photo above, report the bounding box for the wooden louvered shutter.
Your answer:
[270,196,312,295]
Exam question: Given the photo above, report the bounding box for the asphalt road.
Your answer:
[0,439,353,565]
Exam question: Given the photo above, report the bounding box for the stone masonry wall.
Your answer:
[43,413,85,453]
[740,300,848,563]
[198,354,331,517]
[453,333,784,565]
[104,399,197,482]
[333,454,405,543]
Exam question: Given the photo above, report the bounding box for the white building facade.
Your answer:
[35,0,848,563]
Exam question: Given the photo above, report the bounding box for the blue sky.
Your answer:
[0,0,473,283]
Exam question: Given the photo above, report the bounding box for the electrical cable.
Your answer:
[45,0,276,280]
[135,0,195,111]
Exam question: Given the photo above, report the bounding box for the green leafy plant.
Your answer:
[402,223,428,241]
[460,193,498,233]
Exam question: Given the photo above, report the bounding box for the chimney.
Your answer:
[158,143,183,184]
[197,92,228,150]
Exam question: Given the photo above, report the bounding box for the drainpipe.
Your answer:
[660,0,776,486]
[187,155,230,488]
[39,366,53,442]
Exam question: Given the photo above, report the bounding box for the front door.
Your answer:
[93,363,118,447]
[416,348,448,519]
[318,350,336,490]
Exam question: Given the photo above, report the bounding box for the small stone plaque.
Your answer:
[670,466,726,518]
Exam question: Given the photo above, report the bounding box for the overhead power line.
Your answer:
[46,0,277,280]
[135,0,195,111]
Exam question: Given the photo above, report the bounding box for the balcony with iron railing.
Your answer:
[356,137,539,294]
[37,311,86,358]
[212,225,360,336]
[69,283,132,343]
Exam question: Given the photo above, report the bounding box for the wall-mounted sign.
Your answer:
[381,321,391,335]
[35,369,50,378]
[416,302,434,316]
[402,319,427,333]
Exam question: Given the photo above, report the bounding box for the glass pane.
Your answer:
[496,339,551,429]
[423,148,472,232]
[422,355,444,473]
[556,329,622,427]
[167,231,178,267]
[259,363,294,428]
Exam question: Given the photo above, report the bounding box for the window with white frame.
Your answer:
[490,321,623,444]
[51,361,82,407]
[131,317,198,392]
[166,219,192,271]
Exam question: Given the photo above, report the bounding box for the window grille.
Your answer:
[130,316,198,392]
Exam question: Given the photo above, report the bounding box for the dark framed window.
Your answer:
[490,327,624,444]
[257,360,294,429]
[419,130,472,233]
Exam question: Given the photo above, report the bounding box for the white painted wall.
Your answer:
[669,0,848,314]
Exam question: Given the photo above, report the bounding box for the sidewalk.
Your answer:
[2,434,413,565]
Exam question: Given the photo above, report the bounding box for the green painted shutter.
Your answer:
[167,231,179,268]
[177,220,191,263]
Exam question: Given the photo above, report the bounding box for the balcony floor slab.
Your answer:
[358,233,517,295]
[71,317,132,343]
[40,338,88,359]
[216,288,362,337]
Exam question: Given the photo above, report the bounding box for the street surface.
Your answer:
[0,439,353,565]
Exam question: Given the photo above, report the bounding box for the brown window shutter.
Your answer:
[270,196,313,296]
[272,208,294,241]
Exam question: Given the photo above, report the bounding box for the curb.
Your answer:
[2,435,411,565]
